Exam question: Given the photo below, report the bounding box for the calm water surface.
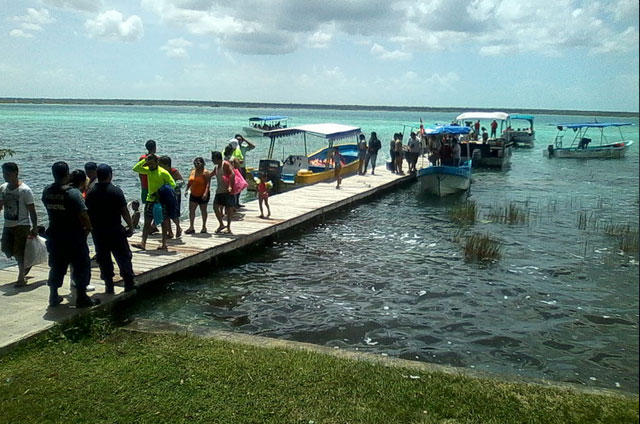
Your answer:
[1,104,638,393]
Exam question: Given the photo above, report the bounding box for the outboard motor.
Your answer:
[547,145,554,157]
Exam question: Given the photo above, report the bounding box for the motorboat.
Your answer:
[544,122,634,159]
[455,112,513,169]
[243,116,288,136]
[417,125,472,196]
[252,123,361,193]
[504,114,535,148]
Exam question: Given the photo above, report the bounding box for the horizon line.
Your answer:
[0,97,637,117]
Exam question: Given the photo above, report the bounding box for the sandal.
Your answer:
[215,226,225,234]
[185,228,195,234]
[131,243,145,250]
[200,228,208,234]
[156,245,168,251]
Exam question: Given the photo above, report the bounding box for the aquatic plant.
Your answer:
[603,223,639,254]
[463,233,501,261]
[449,201,477,226]
[487,201,529,225]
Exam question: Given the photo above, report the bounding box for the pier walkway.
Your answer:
[0,167,413,351]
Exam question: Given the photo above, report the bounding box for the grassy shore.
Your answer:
[0,323,637,424]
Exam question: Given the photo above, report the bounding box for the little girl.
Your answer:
[256,172,271,219]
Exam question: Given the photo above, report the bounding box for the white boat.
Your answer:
[243,116,289,136]
[544,122,634,159]
[504,113,535,148]
[455,112,513,169]
[418,125,472,196]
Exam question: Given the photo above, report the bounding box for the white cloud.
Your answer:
[84,10,144,42]
[10,8,54,38]
[42,0,102,12]
[9,29,34,38]
[161,38,193,58]
[370,43,411,61]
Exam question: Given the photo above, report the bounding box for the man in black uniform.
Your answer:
[42,161,98,307]
[85,164,136,294]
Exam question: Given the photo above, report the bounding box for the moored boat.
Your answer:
[418,125,472,197]
[544,122,634,159]
[504,113,535,148]
[456,112,513,169]
[243,116,288,136]
[252,123,361,193]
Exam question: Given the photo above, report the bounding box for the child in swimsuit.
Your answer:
[257,172,271,219]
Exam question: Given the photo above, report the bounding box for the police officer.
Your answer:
[42,161,98,308]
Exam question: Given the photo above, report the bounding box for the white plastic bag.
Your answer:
[23,235,48,268]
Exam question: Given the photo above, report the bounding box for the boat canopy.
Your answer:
[248,115,288,122]
[510,114,534,122]
[552,122,633,129]
[456,112,509,121]
[424,125,471,135]
[264,123,361,141]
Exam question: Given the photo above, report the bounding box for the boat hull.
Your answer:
[506,131,535,148]
[243,126,268,137]
[544,140,633,159]
[461,141,512,169]
[417,162,471,197]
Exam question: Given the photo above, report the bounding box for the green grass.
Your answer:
[449,201,477,226]
[0,328,637,424]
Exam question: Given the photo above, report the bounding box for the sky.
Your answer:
[1,0,638,112]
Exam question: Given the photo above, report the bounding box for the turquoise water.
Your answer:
[1,104,638,393]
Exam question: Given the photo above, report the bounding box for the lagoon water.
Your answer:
[1,104,638,393]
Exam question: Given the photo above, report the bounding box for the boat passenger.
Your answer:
[428,136,441,166]
[481,128,489,144]
[452,139,461,167]
[440,140,453,166]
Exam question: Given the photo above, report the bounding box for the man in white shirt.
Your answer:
[0,162,38,286]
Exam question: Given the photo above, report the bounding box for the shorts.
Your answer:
[144,201,168,221]
[1,225,30,260]
[213,193,234,207]
[189,193,210,205]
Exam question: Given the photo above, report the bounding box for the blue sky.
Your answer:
[1,0,638,111]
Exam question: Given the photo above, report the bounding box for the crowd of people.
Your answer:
[0,134,262,308]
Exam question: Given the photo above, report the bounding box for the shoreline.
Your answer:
[0,97,638,117]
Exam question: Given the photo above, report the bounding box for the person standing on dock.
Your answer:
[389,135,397,173]
[364,132,381,175]
[394,133,404,174]
[158,155,183,239]
[84,162,98,195]
[132,154,176,251]
[407,132,421,173]
[357,134,367,175]
[138,140,158,233]
[86,164,135,294]
[42,161,98,308]
[185,157,211,234]
[332,148,343,189]
[211,151,235,234]
[0,162,38,287]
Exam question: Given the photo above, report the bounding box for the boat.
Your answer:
[252,123,361,193]
[504,113,535,148]
[243,116,289,136]
[417,125,472,197]
[455,112,513,169]
[544,122,634,159]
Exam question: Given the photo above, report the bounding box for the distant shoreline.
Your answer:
[0,97,637,118]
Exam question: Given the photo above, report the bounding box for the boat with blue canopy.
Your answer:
[544,122,634,159]
[253,123,361,193]
[504,113,535,148]
[418,125,472,196]
[243,115,289,136]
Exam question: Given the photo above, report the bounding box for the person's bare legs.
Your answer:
[199,204,208,233]
[172,218,182,238]
[258,197,265,218]
[186,201,197,233]
[159,218,170,249]
[265,198,271,218]
[214,203,225,233]
[225,205,234,233]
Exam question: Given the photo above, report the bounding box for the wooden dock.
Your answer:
[0,166,413,351]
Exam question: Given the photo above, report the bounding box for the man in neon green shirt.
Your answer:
[132,154,175,250]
